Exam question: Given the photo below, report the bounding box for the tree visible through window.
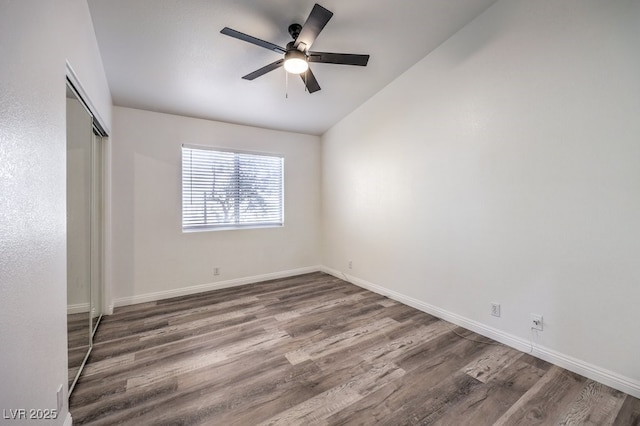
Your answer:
[182,146,284,230]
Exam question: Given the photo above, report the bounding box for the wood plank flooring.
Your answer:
[68,311,91,388]
[70,272,640,425]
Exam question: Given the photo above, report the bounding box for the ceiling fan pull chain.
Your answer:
[285,69,289,99]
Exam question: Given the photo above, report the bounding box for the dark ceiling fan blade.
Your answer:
[300,68,321,93]
[221,27,286,54]
[294,4,333,51]
[308,52,370,66]
[242,59,285,80]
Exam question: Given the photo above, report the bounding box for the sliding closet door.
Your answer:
[66,77,107,395]
[66,85,93,391]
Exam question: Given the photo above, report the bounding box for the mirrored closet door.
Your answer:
[66,80,105,395]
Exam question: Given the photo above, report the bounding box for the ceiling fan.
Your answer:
[220,3,370,94]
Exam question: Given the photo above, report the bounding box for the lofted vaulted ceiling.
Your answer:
[88,0,498,135]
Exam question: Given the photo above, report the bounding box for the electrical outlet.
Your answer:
[213,267,220,276]
[491,303,501,317]
[531,314,543,331]
[348,260,353,270]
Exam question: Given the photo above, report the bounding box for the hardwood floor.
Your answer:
[70,272,640,425]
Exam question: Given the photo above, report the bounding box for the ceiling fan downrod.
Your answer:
[288,23,302,41]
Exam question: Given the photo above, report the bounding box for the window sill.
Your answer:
[182,224,284,233]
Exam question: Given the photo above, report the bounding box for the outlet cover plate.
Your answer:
[531,314,543,331]
[491,303,501,317]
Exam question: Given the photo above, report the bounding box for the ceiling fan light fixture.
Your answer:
[283,50,308,74]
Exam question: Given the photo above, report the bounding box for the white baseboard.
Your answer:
[67,302,89,315]
[321,266,640,399]
[112,266,322,308]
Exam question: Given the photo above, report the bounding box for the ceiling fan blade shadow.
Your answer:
[308,52,370,66]
[294,4,333,51]
[300,68,321,93]
[221,27,286,54]
[242,59,285,80]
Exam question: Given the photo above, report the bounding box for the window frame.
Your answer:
[181,144,285,232]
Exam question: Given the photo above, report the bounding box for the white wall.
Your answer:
[111,107,321,305]
[322,0,640,396]
[62,0,113,133]
[0,0,112,424]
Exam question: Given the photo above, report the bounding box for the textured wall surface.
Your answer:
[0,0,111,423]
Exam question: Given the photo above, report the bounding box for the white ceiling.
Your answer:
[88,0,497,135]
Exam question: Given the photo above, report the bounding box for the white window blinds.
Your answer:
[182,146,284,230]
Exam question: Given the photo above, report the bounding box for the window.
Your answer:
[182,145,284,231]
